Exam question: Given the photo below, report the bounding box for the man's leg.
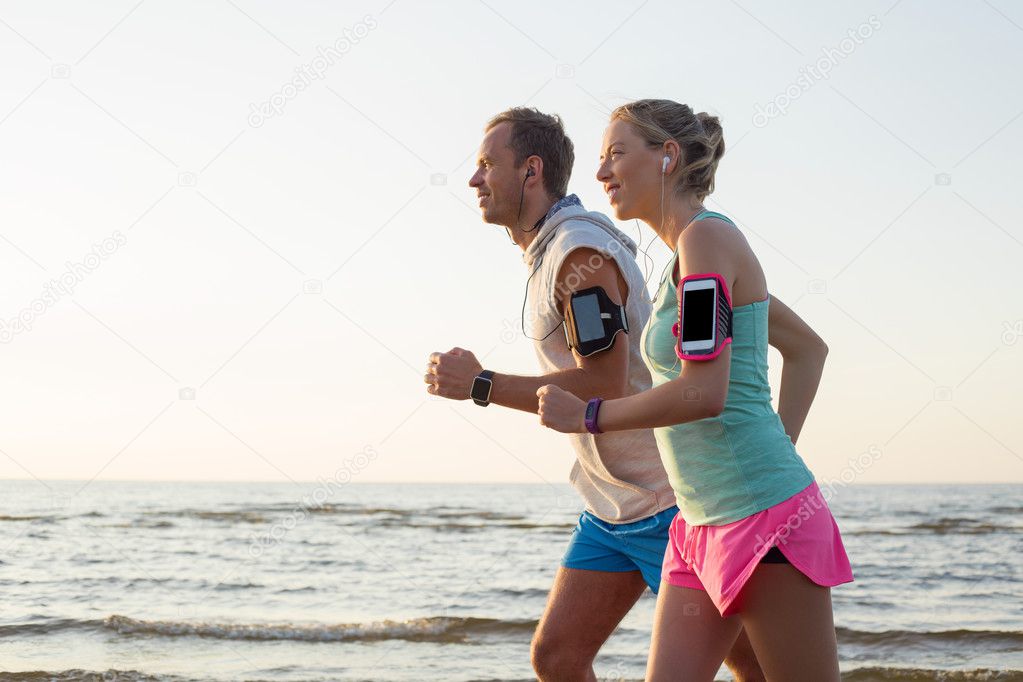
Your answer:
[724,628,767,682]
[531,567,648,682]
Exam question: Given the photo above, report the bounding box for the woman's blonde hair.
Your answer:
[610,99,725,201]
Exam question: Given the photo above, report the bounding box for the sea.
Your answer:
[0,481,1020,681]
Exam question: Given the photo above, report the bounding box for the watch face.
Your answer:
[471,376,492,403]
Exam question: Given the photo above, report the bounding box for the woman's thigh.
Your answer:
[738,564,840,682]
[646,582,742,682]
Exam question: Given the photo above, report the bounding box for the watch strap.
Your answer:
[584,397,603,434]
[471,370,495,406]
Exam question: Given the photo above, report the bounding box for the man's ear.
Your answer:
[526,155,544,182]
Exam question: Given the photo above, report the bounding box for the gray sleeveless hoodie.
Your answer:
[523,201,676,523]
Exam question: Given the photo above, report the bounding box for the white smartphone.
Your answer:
[679,278,717,354]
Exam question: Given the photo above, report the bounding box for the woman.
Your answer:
[536,99,852,681]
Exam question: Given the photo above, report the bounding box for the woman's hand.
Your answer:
[536,384,588,433]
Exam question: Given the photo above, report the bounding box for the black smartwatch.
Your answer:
[470,370,495,406]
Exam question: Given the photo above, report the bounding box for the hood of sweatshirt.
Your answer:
[522,201,638,268]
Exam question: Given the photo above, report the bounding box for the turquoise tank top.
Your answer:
[639,211,814,526]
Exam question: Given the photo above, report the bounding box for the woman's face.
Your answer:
[596,119,663,222]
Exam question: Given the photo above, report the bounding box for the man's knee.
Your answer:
[530,630,594,681]
[729,668,767,682]
[722,626,766,682]
[724,649,767,682]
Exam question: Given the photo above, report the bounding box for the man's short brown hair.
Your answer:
[486,107,574,199]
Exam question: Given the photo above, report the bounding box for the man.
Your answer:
[425,108,819,681]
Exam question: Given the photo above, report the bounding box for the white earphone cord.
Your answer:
[648,153,681,375]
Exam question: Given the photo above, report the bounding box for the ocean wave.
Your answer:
[12,616,1020,653]
[842,667,1023,681]
[1,503,560,529]
[103,520,176,529]
[24,575,264,592]
[0,618,81,637]
[370,519,574,532]
[0,671,194,682]
[493,587,552,599]
[136,505,540,526]
[103,614,538,643]
[1,668,1018,682]
[908,518,1023,534]
[150,510,271,524]
[140,505,406,523]
[837,627,1023,651]
[0,514,54,522]
[848,519,1021,536]
[988,505,1023,515]
[0,512,109,524]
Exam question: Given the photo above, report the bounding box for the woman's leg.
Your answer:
[646,581,743,682]
[738,564,841,682]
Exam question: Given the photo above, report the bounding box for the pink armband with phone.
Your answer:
[671,273,733,361]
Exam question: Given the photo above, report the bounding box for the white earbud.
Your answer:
[662,155,670,174]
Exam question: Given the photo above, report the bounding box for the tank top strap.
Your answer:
[687,210,735,228]
[659,210,737,286]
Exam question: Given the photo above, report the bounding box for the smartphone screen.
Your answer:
[572,294,604,342]
[681,287,715,346]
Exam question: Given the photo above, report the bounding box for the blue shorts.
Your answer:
[561,505,678,593]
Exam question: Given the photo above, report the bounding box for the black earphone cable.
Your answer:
[519,253,564,342]
[513,165,567,341]
[517,167,543,234]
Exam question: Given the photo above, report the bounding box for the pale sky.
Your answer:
[0,0,1020,487]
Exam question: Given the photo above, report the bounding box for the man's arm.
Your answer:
[427,247,633,413]
[767,295,828,444]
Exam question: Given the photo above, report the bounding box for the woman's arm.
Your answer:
[580,346,729,431]
[537,221,735,433]
[767,296,829,444]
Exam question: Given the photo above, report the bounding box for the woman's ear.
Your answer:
[662,140,681,173]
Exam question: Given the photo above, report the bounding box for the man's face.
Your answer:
[468,122,525,228]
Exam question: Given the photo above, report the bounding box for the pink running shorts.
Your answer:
[661,481,854,616]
